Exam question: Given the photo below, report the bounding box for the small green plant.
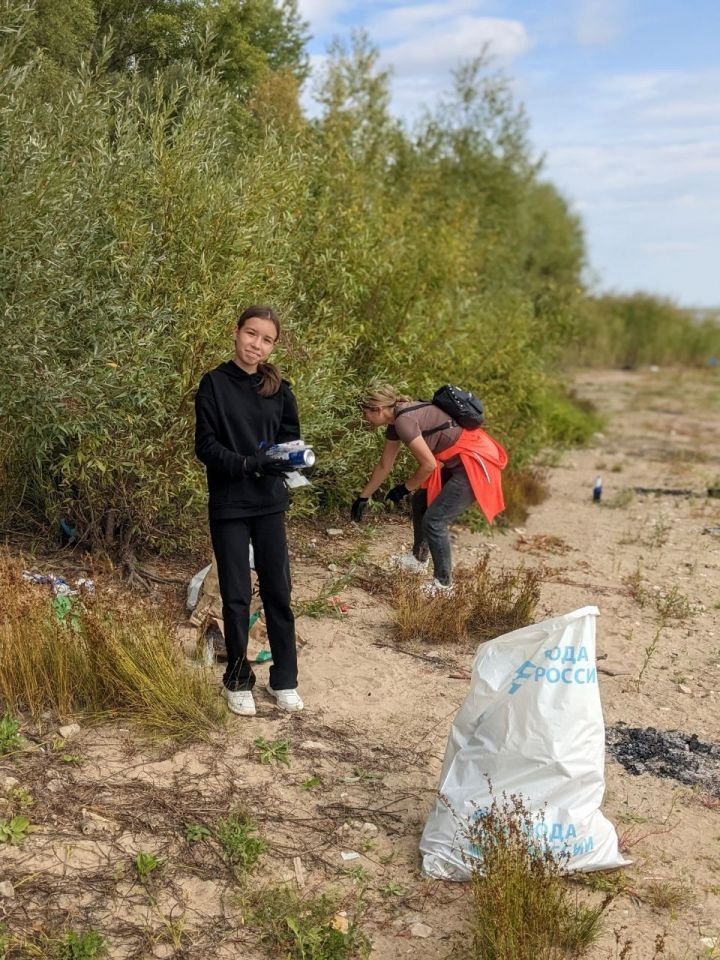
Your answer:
[248,886,368,960]
[134,851,160,883]
[645,517,671,548]
[295,578,352,619]
[255,736,291,766]
[0,712,22,756]
[634,622,664,693]
[641,880,695,915]
[184,823,210,843]
[215,811,267,872]
[379,881,404,898]
[465,792,605,959]
[0,815,32,845]
[655,585,693,620]
[303,776,323,791]
[624,566,648,606]
[8,787,33,808]
[344,865,369,883]
[56,929,107,960]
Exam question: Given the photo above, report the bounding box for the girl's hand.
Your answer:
[244,451,295,476]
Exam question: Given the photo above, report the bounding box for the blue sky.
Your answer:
[298,0,720,307]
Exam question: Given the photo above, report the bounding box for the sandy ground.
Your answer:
[1,367,719,959]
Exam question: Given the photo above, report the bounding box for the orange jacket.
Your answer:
[422,429,508,523]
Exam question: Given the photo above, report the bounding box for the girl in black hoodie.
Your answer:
[195,306,303,717]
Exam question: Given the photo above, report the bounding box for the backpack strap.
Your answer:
[394,402,455,437]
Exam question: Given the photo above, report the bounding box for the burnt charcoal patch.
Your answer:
[606,723,720,795]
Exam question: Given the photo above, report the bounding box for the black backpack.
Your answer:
[431,384,485,430]
[395,385,485,434]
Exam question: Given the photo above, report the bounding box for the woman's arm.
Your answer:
[404,435,437,490]
[194,379,246,477]
[359,439,402,498]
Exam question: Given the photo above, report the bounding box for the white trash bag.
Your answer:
[420,606,629,879]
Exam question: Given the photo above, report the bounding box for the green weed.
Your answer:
[133,851,160,883]
[634,622,664,693]
[303,776,323,791]
[184,823,210,843]
[0,712,22,757]
[295,579,351,619]
[215,811,267,872]
[254,736,291,766]
[0,815,32,845]
[379,881,404,898]
[655,585,693,620]
[57,930,107,960]
[641,880,695,915]
[248,886,369,960]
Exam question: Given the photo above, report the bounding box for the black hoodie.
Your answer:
[195,361,301,519]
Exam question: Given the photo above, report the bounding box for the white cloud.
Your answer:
[380,16,531,76]
[297,0,358,33]
[366,0,488,40]
[573,0,628,46]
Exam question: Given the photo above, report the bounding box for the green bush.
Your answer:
[0,12,592,552]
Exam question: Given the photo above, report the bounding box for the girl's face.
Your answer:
[234,316,277,372]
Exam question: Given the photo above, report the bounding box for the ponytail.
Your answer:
[257,361,282,397]
[358,383,411,409]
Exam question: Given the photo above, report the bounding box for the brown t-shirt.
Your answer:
[386,402,463,469]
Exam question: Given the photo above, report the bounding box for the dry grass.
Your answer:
[465,793,605,960]
[0,558,225,739]
[391,555,541,646]
[502,469,550,525]
[514,533,573,556]
[641,880,696,914]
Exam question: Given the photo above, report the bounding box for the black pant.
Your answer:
[210,512,298,692]
[411,468,476,586]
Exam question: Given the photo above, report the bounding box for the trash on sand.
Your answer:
[186,564,211,611]
[328,596,350,614]
[22,571,95,596]
[592,475,602,502]
[254,649,272,664]
[703,527,720,536]
[340,850,360,861]
[420,607,628,880]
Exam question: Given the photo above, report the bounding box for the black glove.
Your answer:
[350,496,369,522]
[243,450,295,477]
[385,483,411,506]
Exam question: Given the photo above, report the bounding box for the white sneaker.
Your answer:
[422,579,454,597]
[266,684,304,712]
[222,687,256,716]
[391,553,430,574]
